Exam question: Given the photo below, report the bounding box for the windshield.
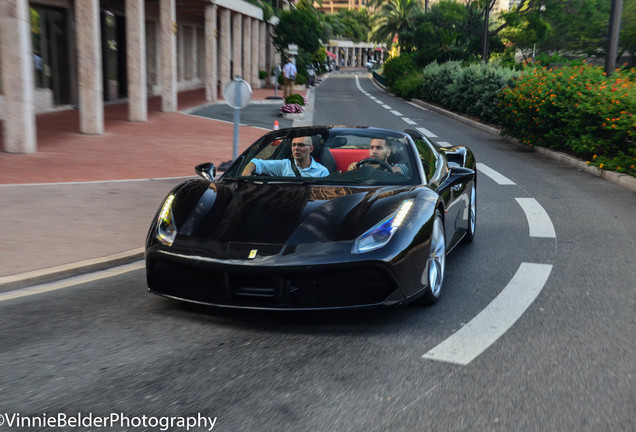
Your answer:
[222,127,420,186]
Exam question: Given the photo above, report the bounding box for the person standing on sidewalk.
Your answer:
[283,58,297,98]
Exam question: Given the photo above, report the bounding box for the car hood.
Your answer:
[172,180,416,249]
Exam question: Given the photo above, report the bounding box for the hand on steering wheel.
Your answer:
[355,158,393,173]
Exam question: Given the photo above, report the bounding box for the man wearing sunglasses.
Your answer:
[241,136,329,178]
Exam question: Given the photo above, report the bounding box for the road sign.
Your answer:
[223,77,252,109]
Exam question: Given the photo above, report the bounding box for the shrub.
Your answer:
[285,94,305,106]
[498,63,636,176]
[420,61,519,125]
[383,54,416,88]
[259,70,268,80]
[392,72,423,100]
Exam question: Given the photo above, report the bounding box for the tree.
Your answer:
[370,0,424,52]
[618,0,636,66]
[271,5,321,57]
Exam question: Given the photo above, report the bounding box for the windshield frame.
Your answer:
[220,126,426,186]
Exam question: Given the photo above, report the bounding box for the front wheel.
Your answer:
[463,182,476,243]
[419,210,446,305]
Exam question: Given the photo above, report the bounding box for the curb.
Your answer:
[0,248,145,293]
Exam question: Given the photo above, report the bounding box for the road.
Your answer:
[1,72,634,432]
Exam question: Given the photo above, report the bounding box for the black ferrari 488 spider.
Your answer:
[145,126,476,309]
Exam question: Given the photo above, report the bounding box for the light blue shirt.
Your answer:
[251,157,329,177]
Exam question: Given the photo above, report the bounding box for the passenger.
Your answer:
[347,138,409,175]
[241,136,329,178]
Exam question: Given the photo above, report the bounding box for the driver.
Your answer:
[347,138,409,175]
[241,136,329,177]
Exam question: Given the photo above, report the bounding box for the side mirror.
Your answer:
[195,162,216,181]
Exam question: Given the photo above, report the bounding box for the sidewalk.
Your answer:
[0,86,303,290]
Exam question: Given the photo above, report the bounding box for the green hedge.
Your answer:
[418,61,519,125]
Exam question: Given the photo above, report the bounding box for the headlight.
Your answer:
[353,200,413,254]
[157,194,177,246]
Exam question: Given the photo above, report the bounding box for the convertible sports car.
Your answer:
[145,126,476,310]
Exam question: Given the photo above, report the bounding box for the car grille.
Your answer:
[147,258,396,309]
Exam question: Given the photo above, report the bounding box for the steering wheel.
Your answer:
[356,158,393,173]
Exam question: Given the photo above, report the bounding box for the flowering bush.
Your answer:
[499,63,635,176]
[280,103,304,114]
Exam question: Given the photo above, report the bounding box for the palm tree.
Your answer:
[370,0,424,52]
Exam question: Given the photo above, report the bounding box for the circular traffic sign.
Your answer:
[223,77,252,109]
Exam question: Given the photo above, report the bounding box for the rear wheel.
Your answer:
[419,210,446,305]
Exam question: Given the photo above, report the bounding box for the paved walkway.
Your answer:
[0,85,304,289]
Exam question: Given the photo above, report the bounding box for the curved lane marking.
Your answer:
[515,198,557,238]
[423,263,553,365]
[476,163,516,185]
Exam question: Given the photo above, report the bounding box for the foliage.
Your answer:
[271,6,321,59]
[382,54,416,87]
[411,0,492,65]
[391,71,423,100]
[285,94,306,106]
[419,61,519,124]
[259,70,268,80]
[370,0,424,52]
[498,64,636,176]
[620,0,636,67]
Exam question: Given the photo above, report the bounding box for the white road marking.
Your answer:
[0,261,145,303]
[402,118,417,125]
[390,110,403,116]
[369,96,377,100]
[423,262,553,365]
[375,100,384,104]
[382,104,392,109]
[515,198,557,238]
[416,127,437,138]
[476,163,516,185]
[436,141,452,147]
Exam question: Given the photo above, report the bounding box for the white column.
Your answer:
[0,0,36,152]
[205,3,217,102]
[242,15,251,82]
[219,7,231,90]
[251,18,260,87]
[76,0,104,134]
[126,0,147,121]
[160,0,177,112]
[259,21,267,76]
[232,12,242,78]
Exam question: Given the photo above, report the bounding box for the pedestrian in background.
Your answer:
[283,57,297,98]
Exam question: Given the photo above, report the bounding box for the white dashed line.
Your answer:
[416,127,437,138]
[476,163,516,185]
[436,141,452,147]
[423,262,553,365]
[515,198,557,238]
[402,118,417,125]
[382,104,392,109]
[390,110,403,116]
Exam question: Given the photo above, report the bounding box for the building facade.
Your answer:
[0,0,279,153]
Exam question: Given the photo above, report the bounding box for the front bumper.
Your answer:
[146,250,407,310]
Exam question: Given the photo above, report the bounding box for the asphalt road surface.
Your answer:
[1,72,634,432]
